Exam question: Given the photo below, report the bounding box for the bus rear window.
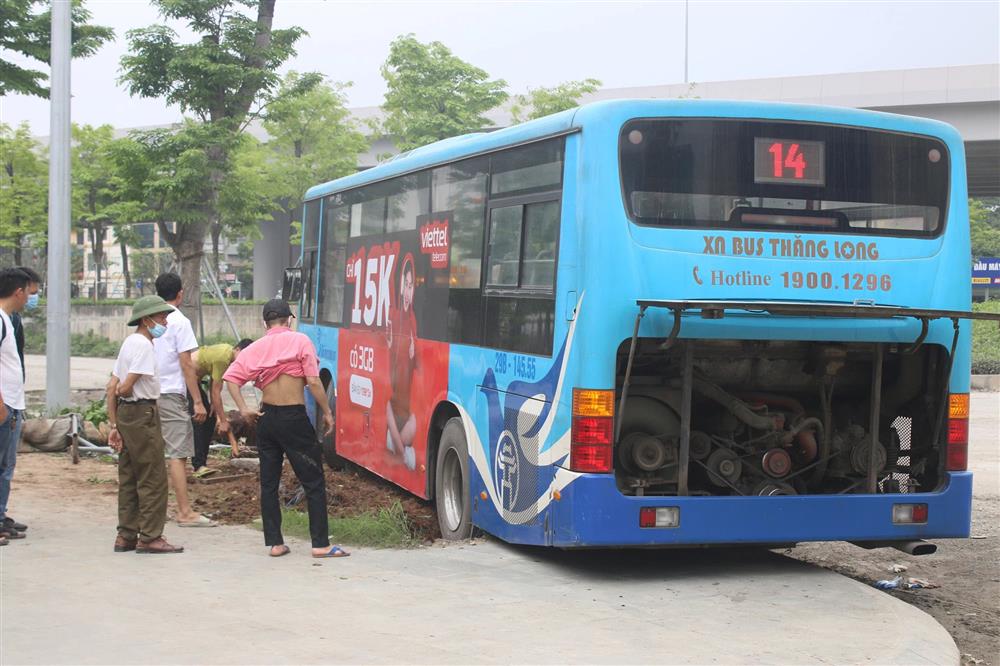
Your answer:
[619,119,949,237]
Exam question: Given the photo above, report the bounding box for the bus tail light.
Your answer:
[892,503,928,524]
[571,389,614,473]
[946,393,969,471]
[639,507,680,528]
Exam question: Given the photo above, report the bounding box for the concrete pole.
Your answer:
[46,0,71,413]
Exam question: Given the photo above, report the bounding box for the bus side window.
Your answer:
[301,200,321,320]
[318,200,350,326]
[433,157,488,346]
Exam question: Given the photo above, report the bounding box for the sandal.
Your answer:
[177,515,218,528]
[269,544,291,557]
[312,545,350,558]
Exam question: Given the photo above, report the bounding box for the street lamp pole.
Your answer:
[46,0,71,413]
[684,0,689,85]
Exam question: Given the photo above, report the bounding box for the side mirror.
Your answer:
[282,267,302,303]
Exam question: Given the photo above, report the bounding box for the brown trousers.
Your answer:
[116,401,168,543]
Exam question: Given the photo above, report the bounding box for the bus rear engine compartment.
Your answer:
[613,339,948,497]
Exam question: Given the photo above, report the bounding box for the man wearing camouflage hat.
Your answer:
[105,295,184,554]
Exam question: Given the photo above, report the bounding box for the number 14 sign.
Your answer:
[753,137,825,186]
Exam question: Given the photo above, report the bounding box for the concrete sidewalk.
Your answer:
[24,354,115,392]
[1,492,958,665]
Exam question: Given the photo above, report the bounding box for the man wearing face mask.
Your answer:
[153,272,214,527]
[106,295,184,553]
[0,269,33,545]
[12,267,41,380]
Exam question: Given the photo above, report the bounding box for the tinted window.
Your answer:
[620,119,949,236]
[301,200,322,320]
[520,201,559,289]
[386,173,430,233]
[433,157,488,345]
[491,139,564,198]
[433,159,488,290]
[486,205,523,287]
[484,296,555,356]
[318,201,349,325]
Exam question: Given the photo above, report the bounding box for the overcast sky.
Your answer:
[1,0,998,134]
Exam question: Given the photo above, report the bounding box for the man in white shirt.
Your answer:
[153,273,214,527]
[0,269,31,546]
[106,295,184,554]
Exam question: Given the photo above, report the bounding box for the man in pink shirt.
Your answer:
[223,299,348,558]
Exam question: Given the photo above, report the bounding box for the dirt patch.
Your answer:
[784,496,1000,666]
[12,451,440,543]
[187,459,441,542]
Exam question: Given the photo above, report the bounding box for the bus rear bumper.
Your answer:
[549,472,973,548]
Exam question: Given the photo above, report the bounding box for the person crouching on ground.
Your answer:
[105,296,184,554]
[223,299,348,559]
[189,339,253,476]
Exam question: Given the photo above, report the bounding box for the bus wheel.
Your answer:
[435,417,472,540]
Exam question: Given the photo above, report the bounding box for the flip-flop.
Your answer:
[177,515,218,527]
[269,544,291,557]
[313,545,350,558]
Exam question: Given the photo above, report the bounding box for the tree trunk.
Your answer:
[13,239,22,266]
[172,220,209,337]
[120,237,132,299]
[211,223,222,275]
[90,224,104,301]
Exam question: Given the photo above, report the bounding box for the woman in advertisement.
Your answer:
[386,255,418,470]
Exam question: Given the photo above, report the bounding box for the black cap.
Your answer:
[262,299,295,322]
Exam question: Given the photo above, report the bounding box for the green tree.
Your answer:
[118,0,313,323]
[0,122,48,265]
[262,72,367,243]
[971,198,1000,259]
[111,122,278,291]
[215,133,283,269]
[379,34,508,152]
[509,78,601,123]
[0,0,113,98]
[72,124,126,299]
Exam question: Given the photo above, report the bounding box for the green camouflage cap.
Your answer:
[127,295,175,326]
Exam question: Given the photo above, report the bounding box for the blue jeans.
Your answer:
[0,404,24,521]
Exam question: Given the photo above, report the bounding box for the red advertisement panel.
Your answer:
[336,224,451,497]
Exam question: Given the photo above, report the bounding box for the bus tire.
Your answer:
[435,417,472,540]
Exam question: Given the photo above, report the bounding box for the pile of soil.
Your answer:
[189,460,441,542]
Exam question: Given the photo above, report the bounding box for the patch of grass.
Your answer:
[253,502,416,548]
[972,301,1000,374]
[87,476,114,484]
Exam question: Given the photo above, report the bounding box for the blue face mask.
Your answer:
[148,321,167,339]
[26,293,39,310]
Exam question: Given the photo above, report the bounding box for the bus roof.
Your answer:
[303,99,962,201]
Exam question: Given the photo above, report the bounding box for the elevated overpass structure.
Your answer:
[350,64,999,196]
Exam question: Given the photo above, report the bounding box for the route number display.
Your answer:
[754,138,825,186]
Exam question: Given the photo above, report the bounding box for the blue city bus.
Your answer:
[291,100,999,549]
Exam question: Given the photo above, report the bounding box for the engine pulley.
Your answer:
[753,480,797,496]
[707,448,742,487]
[761,449,792,478]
